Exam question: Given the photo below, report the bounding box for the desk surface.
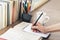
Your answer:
[0,21,60,40]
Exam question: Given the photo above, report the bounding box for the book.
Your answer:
[0,2,7,30]
[0,23,42,40]
[1,0,14,25]
[12,1,16,23]
[2,0,19,24]
[1,1,11,26]
[4,1,13,25]
[11,0,19,24]
[8,1,13,24]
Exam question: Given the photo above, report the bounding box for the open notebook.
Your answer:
[0,23,42,40]
[23,24,50,38]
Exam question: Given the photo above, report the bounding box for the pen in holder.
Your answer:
[21,0,32,22]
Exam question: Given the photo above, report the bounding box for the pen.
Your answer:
[33,12,43,26]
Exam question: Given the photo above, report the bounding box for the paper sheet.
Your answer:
[0,28,22,40]
[24,24,50,38]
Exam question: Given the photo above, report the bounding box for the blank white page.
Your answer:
[24,24,50,38]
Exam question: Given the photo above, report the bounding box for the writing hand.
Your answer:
[31,22,46,33]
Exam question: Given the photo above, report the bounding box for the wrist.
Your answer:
[39,26,47,33]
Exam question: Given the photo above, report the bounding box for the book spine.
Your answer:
[0,4,3,30]
[12,0,19,23]
[12,1,15,23]
[0,2,7,30]
[7,3,10,26]
[4,3,7,27]
[9,1,13,24]
[2,2,7,29]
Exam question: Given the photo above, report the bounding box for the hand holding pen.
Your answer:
[31,12,44,33]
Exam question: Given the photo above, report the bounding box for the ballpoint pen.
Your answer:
[33,12,43,26]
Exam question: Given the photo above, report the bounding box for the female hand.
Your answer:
[31,22,46,33]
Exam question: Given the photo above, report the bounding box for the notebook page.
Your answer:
[23,24,50,38]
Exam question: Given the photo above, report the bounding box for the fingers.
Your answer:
[32,26,38,29]
[31,22,46,33]
[31,22,44,33]
[31,26,37,32]
[33,29,37,32]
[31,26,40,33]
[32,29,40,33]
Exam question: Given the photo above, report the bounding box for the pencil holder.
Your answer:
[21,13,32,22]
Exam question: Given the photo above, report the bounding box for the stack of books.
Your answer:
[0,0,19,30]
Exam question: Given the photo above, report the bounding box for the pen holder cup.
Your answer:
[21,13,32,22]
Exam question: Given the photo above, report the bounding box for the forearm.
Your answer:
[45,23,60,33]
